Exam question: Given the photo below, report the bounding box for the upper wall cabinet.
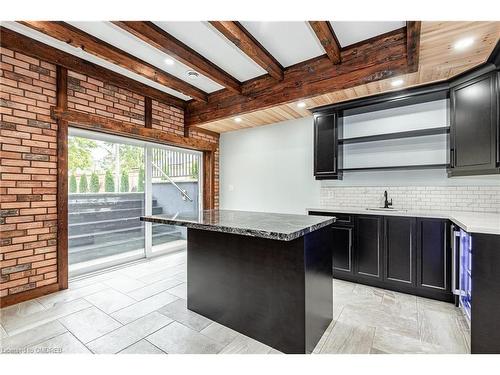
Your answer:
[449,70,499,176]
[313,112,341,179]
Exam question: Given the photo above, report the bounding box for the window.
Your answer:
[68,128,202,276]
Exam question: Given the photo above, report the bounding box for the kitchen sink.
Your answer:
[366,207,407,213]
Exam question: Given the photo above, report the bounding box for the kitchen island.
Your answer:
[141,209,335,354]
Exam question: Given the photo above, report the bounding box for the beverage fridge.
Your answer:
[451,224,472,325]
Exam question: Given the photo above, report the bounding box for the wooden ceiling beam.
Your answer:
[186,28,409,126]
[406,21,421,72]
[113,21,242,94]
[0,27,187,109]
[309,21,341,64]
[209,21,284,81]
[19,21,208,102]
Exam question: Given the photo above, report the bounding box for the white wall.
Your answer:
[219,117,320,214]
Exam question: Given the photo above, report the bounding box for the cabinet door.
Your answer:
[354,215,383,280]
[384,216,416,287]
[416,218,451,293]
[451,72,498,172]
[332,226,353,275]
[314,112,337,177]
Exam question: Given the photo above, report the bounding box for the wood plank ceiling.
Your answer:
[3,21,499,133]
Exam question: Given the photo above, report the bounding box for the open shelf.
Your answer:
[338,126,450,145]
[339,164,450,172]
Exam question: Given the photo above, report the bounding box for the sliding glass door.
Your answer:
[68,128,202,276]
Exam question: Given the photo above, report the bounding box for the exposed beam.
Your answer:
[19,21,208,102]
[144,96,153,128]
[0,27,187,109]
[406,21,421,72]
[308,21,341,64]
[209,21,284,81]
[50,107,217,152]
[186,28,409,126]
[113,21,242,94]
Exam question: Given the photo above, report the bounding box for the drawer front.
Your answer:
[308,211,352,226]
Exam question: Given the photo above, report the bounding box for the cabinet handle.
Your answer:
[450,149,455,168]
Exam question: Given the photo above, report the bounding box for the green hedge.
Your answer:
[90,172,100,193]
[105,170,115,192]
[79,174,88,193]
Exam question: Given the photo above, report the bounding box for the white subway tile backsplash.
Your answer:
[320,186,500,213]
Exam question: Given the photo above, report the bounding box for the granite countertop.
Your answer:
[307,206,500,235]
[141,209,335,241]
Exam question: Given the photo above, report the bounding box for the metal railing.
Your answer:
[151,162,193,202]
[152,148,199,179]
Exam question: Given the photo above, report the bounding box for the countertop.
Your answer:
[140,209,335,241]
[307,206,500,235]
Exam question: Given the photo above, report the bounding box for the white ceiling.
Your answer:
[3,21,407,101]
[2,21,191,100]
[67,21,224,93]
[154,21,267,82]
[330,21,406,47]
[240,21,325,67]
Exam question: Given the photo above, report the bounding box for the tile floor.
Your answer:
[0,250,470,354]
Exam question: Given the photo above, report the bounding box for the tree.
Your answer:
[68,136,97,172]
[90,172,100,193]
[79,174,88,193]
[138,167,145,192]
[120,170,129,192]
[105,170,115,192]
[69,174,77,193]
[191,160,199,179]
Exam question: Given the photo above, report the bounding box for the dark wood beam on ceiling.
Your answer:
[19,21,208,102]
[406,21,421,72]
[0,27,187,109]
[186,28,409,126]
[209,21,284,81]
[308,21,341,64]
[113,21,242,94]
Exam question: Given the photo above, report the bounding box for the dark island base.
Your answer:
[187,226,333,354]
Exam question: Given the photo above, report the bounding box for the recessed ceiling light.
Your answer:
[391,79,404,87]
[454,37,474,50]
[164,58,174,65]
[186,70,200,79]
[297,101,306,108]
[234,117,242,123]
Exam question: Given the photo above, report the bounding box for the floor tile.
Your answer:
[0,300,46,324]
[0,324,7,339]
[372,327,445,354]
[138,264,185,284]
[84,288,136,314]
[320,321,375,354]
[166,283,187,300]
[312,319,336,354]
[104,276,146,294]
[110,291,178,325]
[200,322,239,347]
[86,312,172,354]
[158,299,212,332]
[119,339,165,354]
[127,277,183,301]
[147,321,223,354]
[219,334,273,354]
[2,299,91,336]
[29,332,91,354]
[36,282,108,309]
[0,321,67,352]
[58,306,122,343]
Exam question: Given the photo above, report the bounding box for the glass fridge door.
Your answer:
[459,229,472,321]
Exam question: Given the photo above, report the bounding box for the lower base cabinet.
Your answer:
[309,211,453,302]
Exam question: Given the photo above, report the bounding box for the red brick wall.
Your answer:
[1,48,58,298]
[68,71,145,126]
[1,48,220,302]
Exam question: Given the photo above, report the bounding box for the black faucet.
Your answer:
[383,190,393,209]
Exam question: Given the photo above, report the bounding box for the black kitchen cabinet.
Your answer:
[308,210,453,302]
[416,218,451,299]
[354,215,383,281]
[383,216,417,288]
[449,71,499,176]
[313,112,342,179]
